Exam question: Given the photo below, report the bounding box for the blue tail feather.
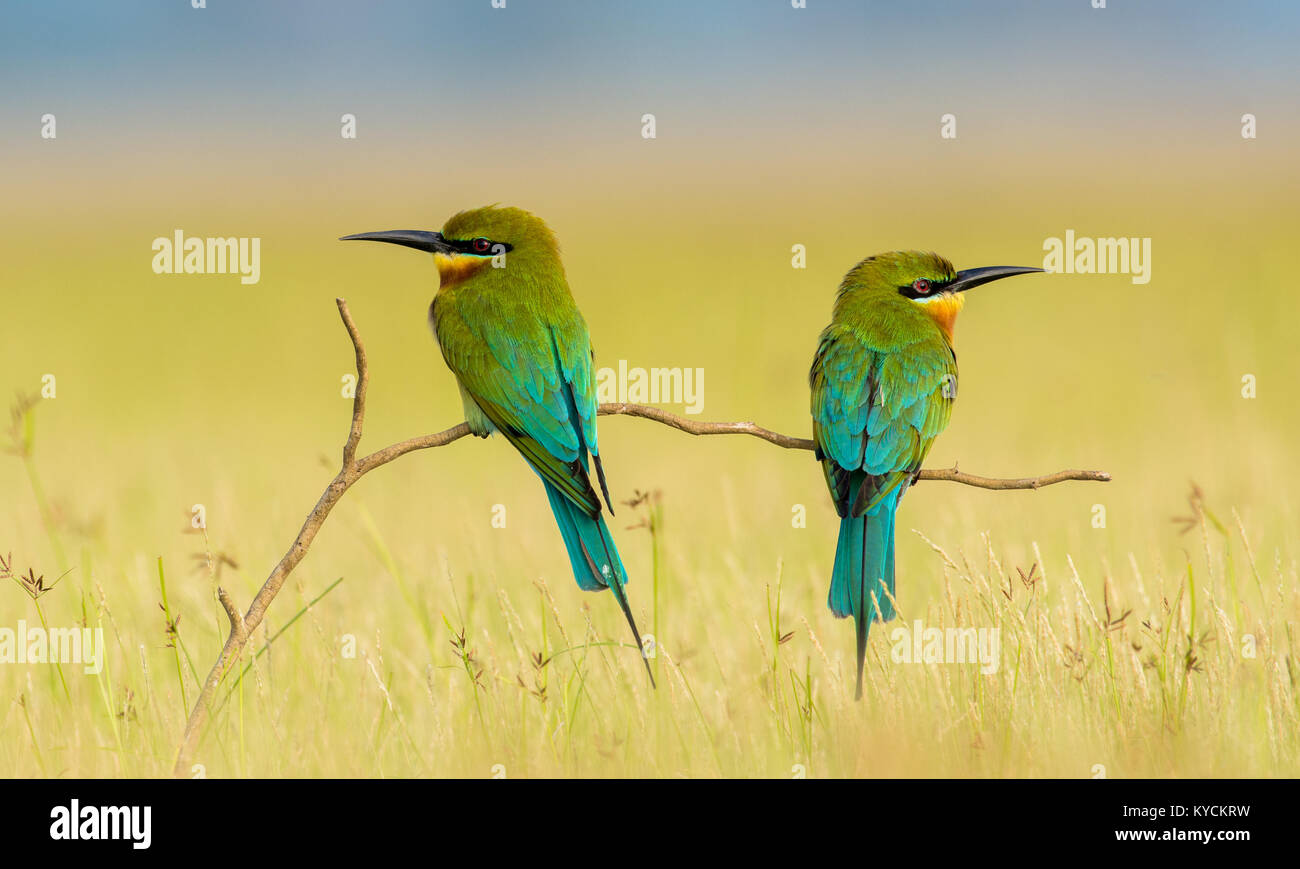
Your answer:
[542,479,655,688]
[542,480,626,592]
[828,486,899,699]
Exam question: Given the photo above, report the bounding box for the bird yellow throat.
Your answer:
[921,291,965,344]
[434,253,491,289]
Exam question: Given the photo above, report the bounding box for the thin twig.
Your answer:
[171,297,1110,775]
[216,587,245,636]
[339,302,368,468]
[350,406,1110,489]
[599,402,812,449]
[913,466,1110,488]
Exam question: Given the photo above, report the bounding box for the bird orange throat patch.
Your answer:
[434,253,491,289]
[920,291,965,343]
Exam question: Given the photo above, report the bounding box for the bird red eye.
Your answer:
[912,278,930,294]
[472,237,491,253]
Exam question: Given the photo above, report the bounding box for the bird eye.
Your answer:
[472,237,491,253]
[912,278,931,294]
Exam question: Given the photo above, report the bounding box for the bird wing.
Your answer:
[810,324,957,517]
[433,294,603,517]
[549,307,616,512]
[549,311,600,456]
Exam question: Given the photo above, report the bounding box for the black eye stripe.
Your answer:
[448,237,514,254]
[898,277,949,299]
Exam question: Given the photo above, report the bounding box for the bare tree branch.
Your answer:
[339,301,368,468]
[171,297,1111,776]
[216,587,245,636]
[911,466,1111,488]
[598,402,814,450]
[347,403,1110,488]
[591,403,1112,487]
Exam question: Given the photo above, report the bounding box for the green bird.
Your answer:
[342,206,653,686]
[810,251,1041,699]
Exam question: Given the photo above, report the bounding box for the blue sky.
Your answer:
[3,0,1296,137]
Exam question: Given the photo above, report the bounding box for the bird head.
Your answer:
[341,205,561,288]
[839,250,1042,343]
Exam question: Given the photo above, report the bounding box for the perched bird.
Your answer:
[342,206,653,686]
[809,252,1041,698]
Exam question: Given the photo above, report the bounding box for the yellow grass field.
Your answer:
[2,173,1297,778]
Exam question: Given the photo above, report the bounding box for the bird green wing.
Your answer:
[810,324,957,517]
[550,313,600,456]
[432,291,603,517]
[549,308,615,511]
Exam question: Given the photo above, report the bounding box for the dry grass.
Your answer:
[2,380,1295,777]
[2,187,1298,778]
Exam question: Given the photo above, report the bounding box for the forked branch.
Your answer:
[171,298,1110,775]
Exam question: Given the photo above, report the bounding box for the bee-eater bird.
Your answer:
[809,252,1041,699]
[341,206,653,686]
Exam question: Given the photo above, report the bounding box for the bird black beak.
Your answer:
[949,265,1043,293]
[339,230,453,254]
